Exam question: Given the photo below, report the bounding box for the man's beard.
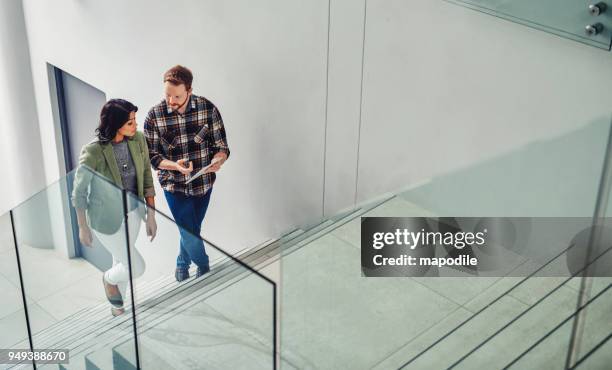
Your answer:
[171,95,189,111]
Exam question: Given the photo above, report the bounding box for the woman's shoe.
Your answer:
[111,306,125,317]
[103,275,124,307]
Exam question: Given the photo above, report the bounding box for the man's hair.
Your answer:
[164,65,193,90]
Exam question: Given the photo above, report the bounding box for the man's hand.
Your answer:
[79,225,93,247]
[208,153,228,173]
[174,159,193,175]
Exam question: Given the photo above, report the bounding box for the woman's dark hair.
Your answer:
[96,99,138,143]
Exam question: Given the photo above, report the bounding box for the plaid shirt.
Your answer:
[144,95,230,196]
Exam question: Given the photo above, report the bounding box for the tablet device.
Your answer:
[185,158,220,184]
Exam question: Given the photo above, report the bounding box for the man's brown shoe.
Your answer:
[103,275,123,308]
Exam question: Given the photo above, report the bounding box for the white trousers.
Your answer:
[93,208,145,304]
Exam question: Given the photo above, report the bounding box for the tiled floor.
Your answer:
[280,194,611,369]
[578,337,612,369]
[0,211,102,350]
[281,233,461,369]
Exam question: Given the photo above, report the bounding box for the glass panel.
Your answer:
[417,276,612,369]
[282,0,612,363]
[448,0,612,49]
[563,130,612,366]
[0,212,33,369]
[501,282,612,369]
[279,211,611,369]
[399,119,610,218]
[126,192,275,369]
[280,118,610,368]
[10,167,137,369]
[574,331,612,369]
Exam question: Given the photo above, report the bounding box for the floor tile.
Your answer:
[15,246,99,301]
[36,275,107,321]
[0,249,20,285]
[566,276,612,296]
[411,276,502,306]
[403,295,528,369]
[463,275,524,313]
[0,274,25,319]
[479,285,612,369]
[453,286,580,369]
[573,286,612,362]
[571,335,612,370]
[0,303,57,348]
[281,234,459,369]
[371,307,473,370]
[505,318,572,370]
[24,303,59,338]
[331,196,436,250]
[508,277,574,306]
[0,308,29,348]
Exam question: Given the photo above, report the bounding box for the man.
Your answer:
[144,65,229,282]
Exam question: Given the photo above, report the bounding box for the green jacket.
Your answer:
[71,131,155,234]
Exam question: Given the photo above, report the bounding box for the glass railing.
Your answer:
[125,191,275,369]
[280,120,612,369]
[447,0,612,50]
[1,165,276,369]
[1,139,609,369]
[564,126,612,369]
[0,212,33,369]
[500,281,612,369]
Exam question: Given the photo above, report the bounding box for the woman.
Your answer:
[72,99,157,316]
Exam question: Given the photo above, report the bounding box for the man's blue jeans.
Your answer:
[164,189,212,271]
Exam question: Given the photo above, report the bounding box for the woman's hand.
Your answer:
[146,209,157,241]
[79,225,93,247]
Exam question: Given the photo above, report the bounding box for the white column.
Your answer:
[0,0,46,212]
[0,0,52,249]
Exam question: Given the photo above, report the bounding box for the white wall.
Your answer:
[8,0,612,254]
[20,0,329,254]
[322,0,612,215]
[0,0,46,214]
[353,0,612,202]
[323,0,366,216]
[0,0,55,250]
